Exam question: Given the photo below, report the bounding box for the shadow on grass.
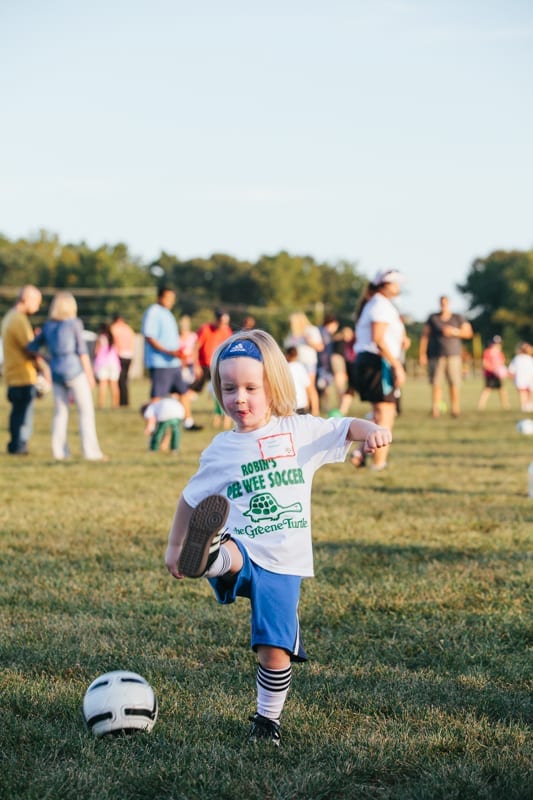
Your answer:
[296,661,533,729]
[314,540,529,564]
[364,483,526,498]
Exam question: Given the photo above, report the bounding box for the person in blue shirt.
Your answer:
[141,287,202,431]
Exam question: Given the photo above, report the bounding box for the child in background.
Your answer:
[285,345,311,413]
[164,329,391,746]
[508,342,533,412]
[93,323,121,409]
[142,396,185,452]
[208,380,232,430]
[478,336,510,410]
[177,314,198,386]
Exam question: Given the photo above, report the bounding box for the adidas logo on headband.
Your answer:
[219,340,263,362]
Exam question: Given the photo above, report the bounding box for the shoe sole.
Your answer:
[178,495,230,578]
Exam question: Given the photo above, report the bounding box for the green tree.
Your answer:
[319,259,367,323]
[0,231,154,330]
[0,230,61,287]
[458,249,533,348]
[254,252,324,309]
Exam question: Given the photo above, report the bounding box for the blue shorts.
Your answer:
[150,367,188,398]
[209,538,307,662]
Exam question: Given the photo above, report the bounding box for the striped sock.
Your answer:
[203,545,231,578]
[256,664,292,723]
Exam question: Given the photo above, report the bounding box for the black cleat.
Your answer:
[248,713,281,746]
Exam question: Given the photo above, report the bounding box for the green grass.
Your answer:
[0,377,531,800]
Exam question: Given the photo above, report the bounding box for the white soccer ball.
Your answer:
[516,419,533,435]
[83,671,158,736]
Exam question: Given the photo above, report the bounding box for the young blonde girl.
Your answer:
[165,329,391,745]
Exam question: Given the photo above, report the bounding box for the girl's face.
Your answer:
[219,357,271,433]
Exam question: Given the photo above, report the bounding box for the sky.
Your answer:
[1,0,532,321]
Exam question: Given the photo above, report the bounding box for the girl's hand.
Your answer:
[165,543,184,579]
[363,427,392,454]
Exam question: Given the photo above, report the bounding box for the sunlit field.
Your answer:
[1,376,531,800]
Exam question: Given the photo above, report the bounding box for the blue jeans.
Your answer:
[7,384,36,454]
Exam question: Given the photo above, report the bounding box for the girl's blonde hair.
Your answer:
[211,329,296,417]
[49,291,77,321]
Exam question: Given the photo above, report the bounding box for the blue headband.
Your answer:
[219,339,263,362]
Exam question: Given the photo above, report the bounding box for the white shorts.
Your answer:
[95,366,120,381]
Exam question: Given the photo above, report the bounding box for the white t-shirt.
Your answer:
[355,293,404,360]
[288,361,311,409]
[182,414,352,577]
[144,397,185,422]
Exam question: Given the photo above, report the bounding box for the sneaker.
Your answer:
[178,495,230,578]
[248,713,281,746]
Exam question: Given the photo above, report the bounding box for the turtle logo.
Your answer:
[243,492,303,523]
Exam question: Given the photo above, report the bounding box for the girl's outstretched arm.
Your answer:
[347,419,392,454]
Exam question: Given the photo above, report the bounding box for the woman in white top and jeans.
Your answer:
[352,270,406,471]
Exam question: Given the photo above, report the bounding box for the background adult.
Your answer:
[110,313,136,406]
[351,270,406,471]
[1,285,47,455]
[338,326,357,415]
[317,315,340,411]
[240,314,257,331]
[193,309,233,429]
[285,312,324,415]
[28,291,106,461]
[141,287,201,431]
[419,295,473,418]
[193,309,233,392]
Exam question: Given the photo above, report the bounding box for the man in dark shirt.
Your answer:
[419,295,473,418]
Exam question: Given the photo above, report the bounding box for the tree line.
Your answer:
[0,230,531,352]
[458,249,532,348]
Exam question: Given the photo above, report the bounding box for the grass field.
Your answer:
[0,377,531,800]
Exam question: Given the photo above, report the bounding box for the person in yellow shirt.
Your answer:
[1,285,44,455]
